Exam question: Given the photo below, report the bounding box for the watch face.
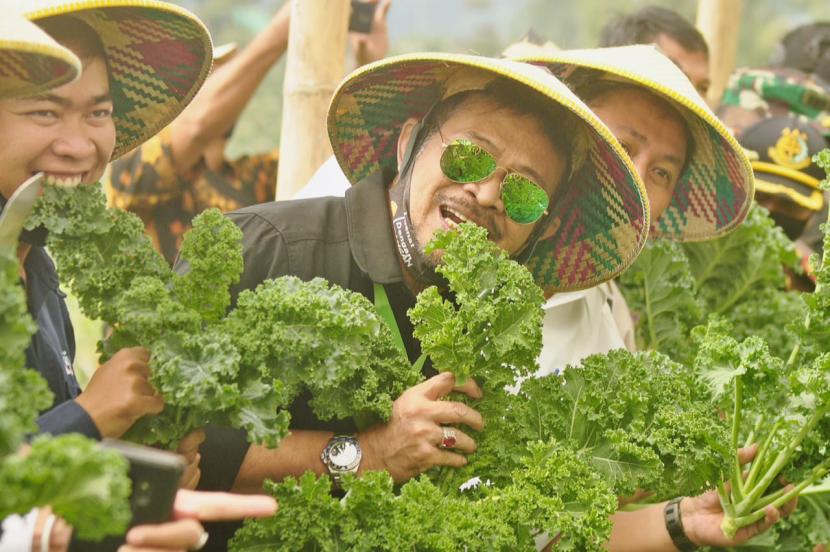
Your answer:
[329,440,359,467]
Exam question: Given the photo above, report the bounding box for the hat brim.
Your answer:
[0,15,81,101]
[328,52,650,293]
[515,45,755,243]
[26,0,213,160]
[753,162,824,212]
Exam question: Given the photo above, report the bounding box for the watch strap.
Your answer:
[664,497,698,551]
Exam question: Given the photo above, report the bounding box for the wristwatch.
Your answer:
[321,435,362,490]
[664,497,699,551]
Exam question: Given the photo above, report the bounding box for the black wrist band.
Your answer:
[664,497,698,552]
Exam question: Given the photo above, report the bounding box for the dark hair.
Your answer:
[409,78,582,208]
[577,79,695,179]
[599,6,708,56]
[36,16,107,62]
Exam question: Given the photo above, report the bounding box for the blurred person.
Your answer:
[770,21,830,84]
[719,67,830,256]
[599,5,711,97]
[738,115,827,289]
[718,67,830,139]
[106,0,392,264]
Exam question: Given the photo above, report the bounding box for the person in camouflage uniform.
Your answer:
[719,67,830,139]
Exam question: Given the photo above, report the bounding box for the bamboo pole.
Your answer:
[276,0,350,200]
[696,0,742,107]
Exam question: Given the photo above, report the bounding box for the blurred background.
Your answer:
[179,0,825,157]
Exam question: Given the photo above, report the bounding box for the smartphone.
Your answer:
[102,439,186,525]
[349,0,376,34]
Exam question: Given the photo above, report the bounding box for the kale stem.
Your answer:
[717,480,735,517]
[743,420,780,492]
[642,272,659,349]
[742,414,764,449]
[730,378,745,502]
[730,462,830,530]
[740,406,829,512]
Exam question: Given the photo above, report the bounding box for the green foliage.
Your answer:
[231,447,618,552]
[0,434,131,540]
[684,150,830,541]
[235,223,735,550]
[0,250,46,457]
[30,183,417,448]
[224,276,419,430]
[619,205,801,362]
[618,239,701,360]
[410,222,544,390]
[447,349,730,501]
[0,241,130,540]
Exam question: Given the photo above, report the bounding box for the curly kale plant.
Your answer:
[619,205,801,362]
[685,149,830,540]
[0,233,129,539]
[28,183,417,448]
[232,223,736,551]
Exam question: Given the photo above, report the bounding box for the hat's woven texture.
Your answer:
[518,45,755,242]
[0,13,80,100]
[329,54,649,293]
[26,1,212,159]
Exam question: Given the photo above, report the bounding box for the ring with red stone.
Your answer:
[439,426,457,449]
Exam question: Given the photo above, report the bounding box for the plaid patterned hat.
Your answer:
[327,52,650,293]
[0,12,81,101]
[24,0,213,159]
[720,67,830,138]
[515,44,755,242]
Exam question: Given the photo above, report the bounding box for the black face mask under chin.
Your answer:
[388,160,447,288]
[0,193,48,247]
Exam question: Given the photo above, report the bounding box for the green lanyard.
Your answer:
[373,283,428,371]
[373,283,406,355]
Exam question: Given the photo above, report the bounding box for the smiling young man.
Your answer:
[188,52,650,548]
[514,45,776,551]
[2,0,211,455]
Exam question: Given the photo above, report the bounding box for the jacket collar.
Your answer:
[345,171,405,285]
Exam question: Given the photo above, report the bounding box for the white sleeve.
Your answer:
[0,508,39,552]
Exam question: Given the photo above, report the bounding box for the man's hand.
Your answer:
[682,445,797,547]
[357,372,483,483]
[176,429,206,490]
[349,0,392,67]
[76,347,164,439]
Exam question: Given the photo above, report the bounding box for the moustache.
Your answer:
[435,192,503,242]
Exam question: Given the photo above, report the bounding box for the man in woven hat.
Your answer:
[0,0,213,491]
[512,45,802,550]
[191,52,648,519]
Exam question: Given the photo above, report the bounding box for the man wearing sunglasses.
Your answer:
[191,54,649,550]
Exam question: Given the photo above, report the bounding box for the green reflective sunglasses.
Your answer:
[439,138,550,225]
